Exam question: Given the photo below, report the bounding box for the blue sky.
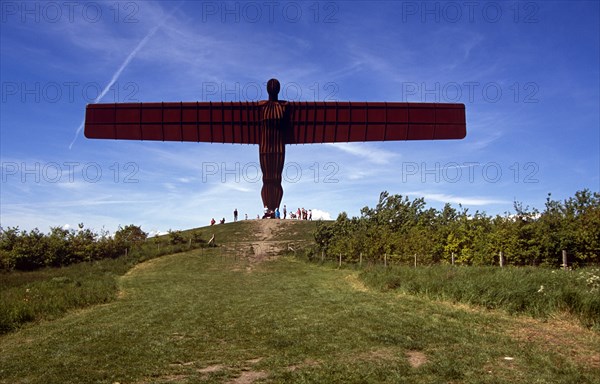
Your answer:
[1,0,599,235]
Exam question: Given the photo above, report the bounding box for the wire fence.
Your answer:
[190,242,600,270]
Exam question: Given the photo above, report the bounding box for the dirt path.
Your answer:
[223,219,314,266]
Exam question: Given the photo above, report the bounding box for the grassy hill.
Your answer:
[1,219,599,383]
[183,219,319,248]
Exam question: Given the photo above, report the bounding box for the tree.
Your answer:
[115,225,147,246]
[167,229,185,245]
[309,190,599,268]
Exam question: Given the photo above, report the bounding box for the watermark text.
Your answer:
[1,81,139,103]
[1,1,139,23]
[199,1,338,24]
[1,162,139,183]
[201,81,339,101]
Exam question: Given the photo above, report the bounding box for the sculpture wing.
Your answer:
[285,102,466,144]
[84,102,262,144]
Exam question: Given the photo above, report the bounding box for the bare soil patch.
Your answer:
[406,350,428,368]
[227,370,268,384]
[197,364,225,373]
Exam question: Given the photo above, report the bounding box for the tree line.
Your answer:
[0,224,205,271]
[313,189,600,267]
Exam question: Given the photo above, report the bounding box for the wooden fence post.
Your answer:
[338,253,342,268]
[414,254,417,268]
[451,252,455,266]
[384,253,387,267]
[499,251,504,268]
[562,250,568,270]
[359,252,363,267]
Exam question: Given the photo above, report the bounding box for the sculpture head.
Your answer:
[267,78,280,101]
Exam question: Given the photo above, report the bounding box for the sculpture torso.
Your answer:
[259,98,288,212]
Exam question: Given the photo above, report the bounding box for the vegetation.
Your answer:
[1,219,599,382]
[0,256,132,334]
[0,219,314,335]
[0,225,209,334]
[313,189,600,267]
[0,223,134,271]
[1,249,599,383]
[0,224,213,272]
[358,265,600,330]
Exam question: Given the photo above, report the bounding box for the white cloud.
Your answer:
[326,142,398,165]
[406,191,509,206]
[310,209,332,221]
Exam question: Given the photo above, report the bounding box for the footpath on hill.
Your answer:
[214,219,317,263]
[1,220,599,384]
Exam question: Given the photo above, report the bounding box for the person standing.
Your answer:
[283,205,287,219]
[234,208,238,222]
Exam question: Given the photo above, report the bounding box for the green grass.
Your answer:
[0,232,208,334]
[1,220,599,383]
[271,219,319,242]
[0,221,316,334]
[0,257,131,334]
[2,247,600,383]
[180,220,258,243]
[357,265,600,330]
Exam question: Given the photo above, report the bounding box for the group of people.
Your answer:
[288,206,312,220]
[210,217,226,225]
[263,205,312,220]
[211,205,313,225]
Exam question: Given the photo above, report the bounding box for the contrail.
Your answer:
[69,3,182,149]
[69,25,159,149]
[99,25,161,103]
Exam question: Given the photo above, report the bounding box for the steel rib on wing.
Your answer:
[84,102,263,144]
[84,101,466,144]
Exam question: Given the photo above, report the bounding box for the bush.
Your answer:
[168,230,186,245]
[0,224,132,272]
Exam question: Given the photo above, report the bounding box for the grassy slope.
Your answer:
[1,220,599,383]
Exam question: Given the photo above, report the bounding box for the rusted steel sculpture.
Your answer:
[85,78,466,211]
